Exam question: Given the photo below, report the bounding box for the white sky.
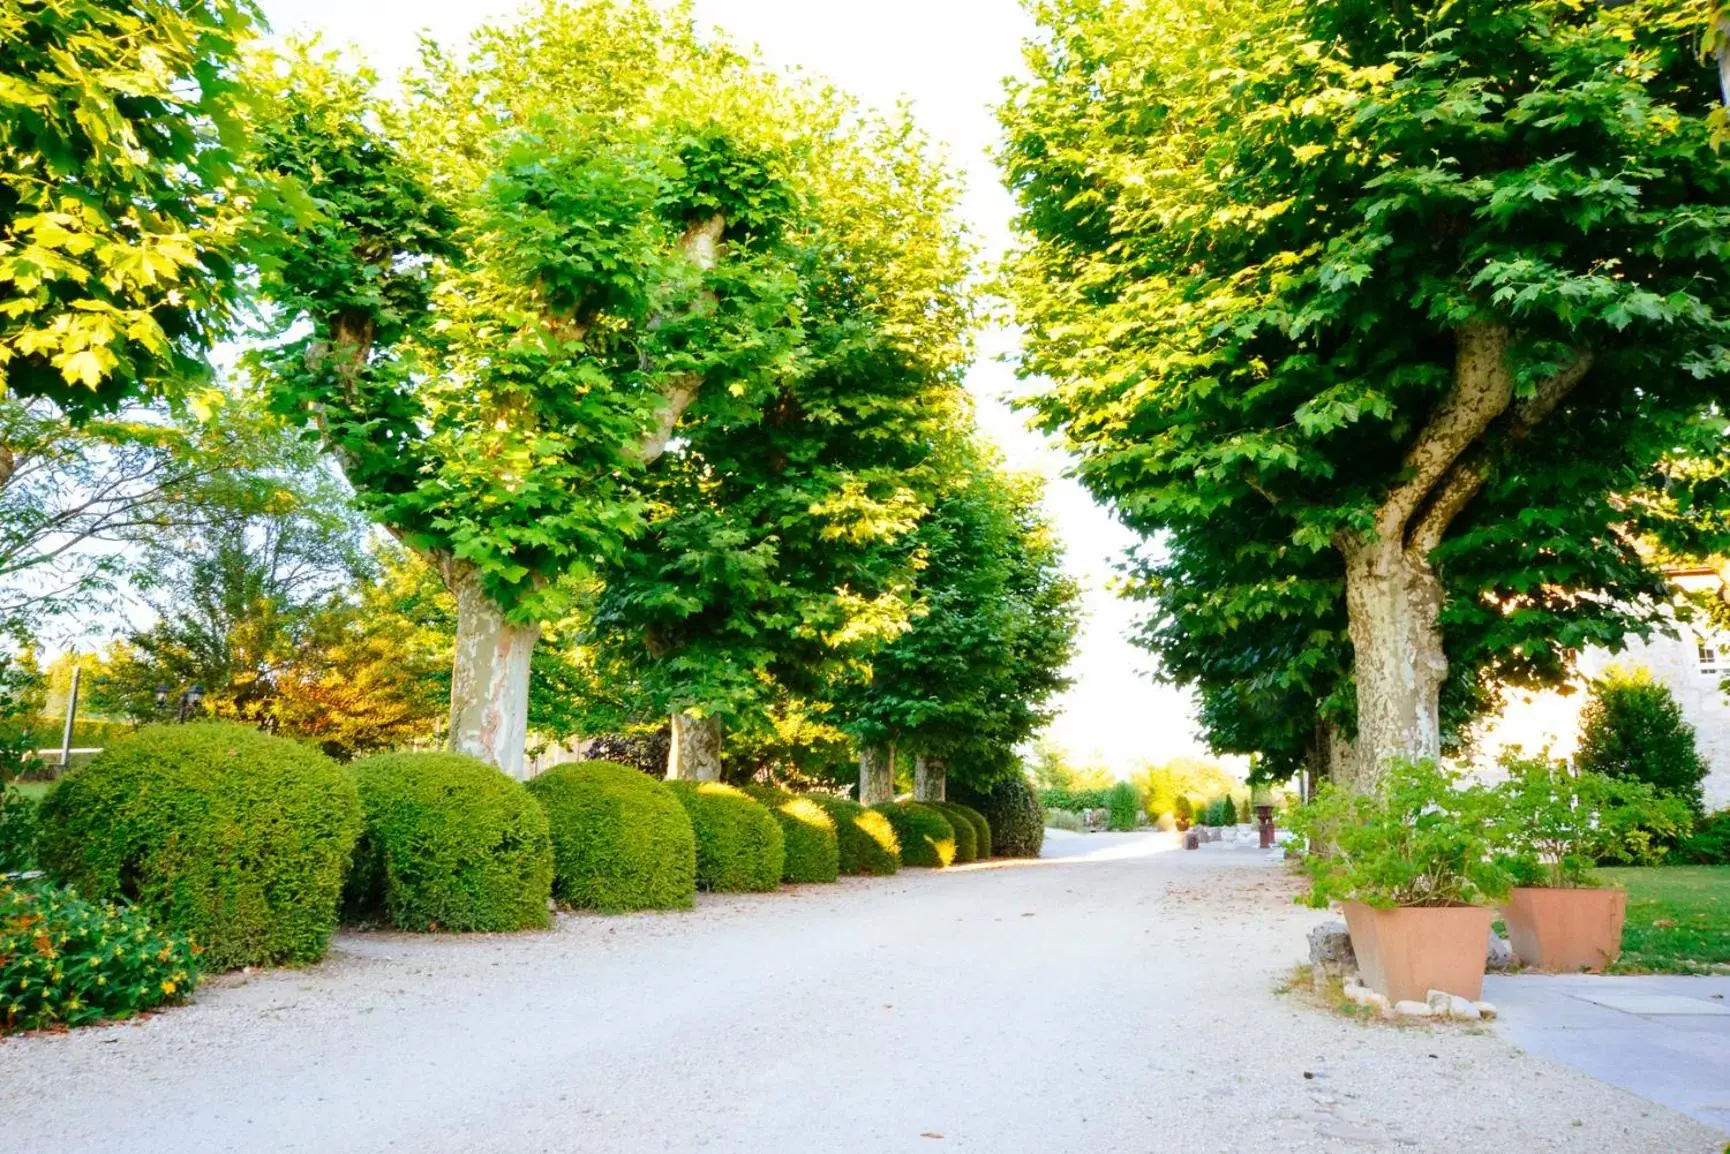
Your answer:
[258,0,1212,774]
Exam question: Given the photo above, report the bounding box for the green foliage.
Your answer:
[666,781,784,893]
[1288,759,1510,909]
[802,793,899,876]
[946,802,991,858]
[744,787,840,884]
[0,0,260,413]
[1489,757,1690,888]
[343,753,552,932]
[954,775,1044,858]
[1038,786,1111,812]
[37,722,362,969]
[1201,797,1237,828]
[1,881,198,1034]
[931,802,978,862]
[1002,0,1730,776]
[526,761,696,913]
[0,655,41,873]
[1172,796,1194,825]
[1104,782,1141,831]
[1671,810,1730,867]
[1135,757,1239,820]
[1576,667,1710,815]
[1045,808,1083,833]
[873,801,955,868]
[0,790,36,875]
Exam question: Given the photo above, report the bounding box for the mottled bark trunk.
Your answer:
[858,744,894,806]
[446,562,539,779]
[913,754,946,802]
[666,711,723,782]
[1339,537,1447,792]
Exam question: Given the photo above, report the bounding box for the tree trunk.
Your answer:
[1339,537,1448,792]
[667,710,724,781]
[858,744,894,806]
[913,754,946,802]
[446,563,539,779]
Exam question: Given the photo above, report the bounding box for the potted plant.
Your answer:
[1289,759,1510,1005]
[1488,757,1688,973]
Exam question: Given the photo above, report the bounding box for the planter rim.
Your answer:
[1338,899,1496,911]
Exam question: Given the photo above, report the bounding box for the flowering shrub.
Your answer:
[2,882,198,1034]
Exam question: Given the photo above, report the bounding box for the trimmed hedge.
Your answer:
[744,787,840,884]
[1105,781,1141,831]
[954,776,1044,859]
[528,761,696,912]
[344,752,553,933]
[804,794,900,875]
[943,802,992,858]
[932,802,977,862]
[874,801,956,868]
[666,782,785,893]
[37,723,362,969]
[2,881,199,1034]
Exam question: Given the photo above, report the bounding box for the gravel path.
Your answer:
[1,832,1720,1153]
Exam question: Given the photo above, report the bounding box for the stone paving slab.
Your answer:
[1485,973,1730,1136]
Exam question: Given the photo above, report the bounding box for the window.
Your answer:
[1699,638,1724,676]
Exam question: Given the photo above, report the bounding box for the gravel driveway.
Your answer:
[1,832,1720,1153]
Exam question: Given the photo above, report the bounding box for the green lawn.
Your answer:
[12,780,53,802]
[1598,866,1730,974]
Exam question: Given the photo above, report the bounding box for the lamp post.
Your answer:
[175,684,203,724]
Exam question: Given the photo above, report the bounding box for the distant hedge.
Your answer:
[803,794,900,876]
[344,752,552,933]
[874,801,956,868]
[954,776,1044,859]
[940,802,991,858]
[932,802,977,862]
[528,761,696,912]
[1105,782,1141,831]
[1037,786,1111,812]
[744,787,839,884]
[667,782,785,893]
[38,723,362,969]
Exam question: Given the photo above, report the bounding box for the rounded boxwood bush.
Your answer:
[744,787,839,884]
[803,794,900,875]
[666,782,784,893]
[939,801,992,859]
[954,776,1044,859]
[37,722,362,969]
[527,761,696,913]
[344,752,552,933]
[874,801,956,868]
[931,802,977,862]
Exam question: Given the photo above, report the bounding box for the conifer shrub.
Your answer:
[953,775,1044,858]
[344,752,553,932]
[743,787,840,884]
[37,723,361,969]
[874,801,956,868]
[666,782,785,893]
[2,881,199,1034]
[1105,781,1141,831]
[1576,667,1710,814]
[528,761,697,912]
[931,802,978,862]
[803,793,900,875]
[945,802,992,857]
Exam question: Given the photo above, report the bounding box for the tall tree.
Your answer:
[1001,0,1730,789]
[249,4,853,775]
[2,0,260,412]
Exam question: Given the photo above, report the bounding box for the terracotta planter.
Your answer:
[1340,901,1494,1004]
[1500,887,1627,973]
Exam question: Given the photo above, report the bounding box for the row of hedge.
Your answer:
[8,723,1046,1033]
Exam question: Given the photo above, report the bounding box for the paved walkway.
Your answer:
[0,833,1722,1153]
[1485,972,1730,1136]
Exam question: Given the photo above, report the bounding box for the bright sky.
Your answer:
[259,0,1212,774]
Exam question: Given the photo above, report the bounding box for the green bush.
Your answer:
[37,722,362,969]
[0,787,37,874]
[874,801,955,868]
[528,761,696,912]
[1173,795,1194,825]
[1046,808,1084,832]
[947,801,992,856]
[1105,781,1141,831]
[1201,797,1236,827]
[666,782,784,893]
[2,881,199,1034]
[1487,757,1688,885]
[1576,667,1709,814]
[1038,786,1111,812]
[954,776,1044,858]
[803,794,900,875]
[1673,810,1730,865]
[744,787,840,884]
[344,752,552,933]
[932,802,977,862]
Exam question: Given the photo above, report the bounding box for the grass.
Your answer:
[1598,866,1730,974]
[11,781,52,802]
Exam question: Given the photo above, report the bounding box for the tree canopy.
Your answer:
[1001,0,1730,786]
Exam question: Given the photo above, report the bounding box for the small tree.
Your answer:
[1575,667,1709,815]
